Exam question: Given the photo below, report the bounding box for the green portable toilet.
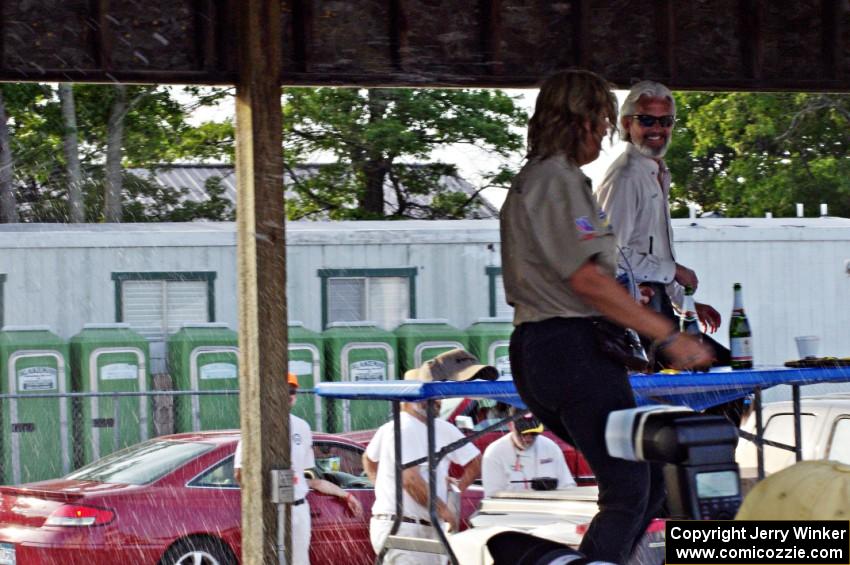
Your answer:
[323,322,396,432]
[0,326,71,484]
[467,317,514,380]
[70,323,152,466]
[395,319,469,376]
[167,323,239,432]
[288,322,324,431]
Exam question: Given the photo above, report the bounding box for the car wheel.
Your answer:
[161,537,236,565]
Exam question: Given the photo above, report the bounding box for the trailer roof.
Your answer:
[2,217,849,248]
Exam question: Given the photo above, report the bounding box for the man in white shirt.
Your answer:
[234,372,362,565]
[596,80,729,368]
[482,409,575,497]
[363,349,490,564]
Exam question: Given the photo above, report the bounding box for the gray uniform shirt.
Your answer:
[500,154,617,325]
[596,143,684,307]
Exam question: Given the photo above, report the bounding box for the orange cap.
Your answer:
[287,372,299,388]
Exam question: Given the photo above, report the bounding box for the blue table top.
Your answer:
[315,365,850,411]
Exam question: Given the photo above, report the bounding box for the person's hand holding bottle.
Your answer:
[658,332,714,370]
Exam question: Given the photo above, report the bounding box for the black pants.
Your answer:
[510,317,666,564]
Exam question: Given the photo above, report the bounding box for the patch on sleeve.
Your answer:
[598,209,614,232]
[574,216,597,240]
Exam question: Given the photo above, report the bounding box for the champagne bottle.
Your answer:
[729,283,753,369]
[680,286,701,337]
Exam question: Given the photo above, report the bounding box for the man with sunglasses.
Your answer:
[596,81,729,369]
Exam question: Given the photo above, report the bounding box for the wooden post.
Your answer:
[235,1,289,564]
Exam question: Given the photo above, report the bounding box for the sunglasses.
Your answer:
[629,114,675,128]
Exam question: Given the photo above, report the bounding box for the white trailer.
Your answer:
[1,218,848,382]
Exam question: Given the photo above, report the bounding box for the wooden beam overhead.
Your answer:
[657,0,675,80]
[0,0,848,91]
[573,0,588,70]
[193,0,216,71]
[821,0,843,81]
[92,0,111,72]
[738,0,763,81]
[480,0,503,76]
[288,0,309,73]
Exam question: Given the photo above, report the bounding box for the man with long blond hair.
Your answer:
[500,69,712,563]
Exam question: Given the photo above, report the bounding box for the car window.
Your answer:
[67,439,216,485]
[474,418,508,432]
[314,441,364,476]
[764,413,815,443]
[445,398,511,427]
[827,417,850,464]
[313,441,373,489]
[189,455,238,489]
[762,413,816,473]
[440,397,465,420]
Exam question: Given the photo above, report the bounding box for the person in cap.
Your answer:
[233,372,362,565]
[481,407,575,497]
[363,349,491,564]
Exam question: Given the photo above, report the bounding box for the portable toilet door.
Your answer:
[340,340,395,432]
[70,323,151,466]
[288,322,323,431]
[0,326,71,484]
[323,321,397,433]
[466,317,514,380]
[168,323,240,432]
[188,342,239,432]
[394,319,469,375]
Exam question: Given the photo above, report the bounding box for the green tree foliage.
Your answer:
[282,87,527,220]
[8,84,233,222]
[7,84,525,222]
[667,92,850,218]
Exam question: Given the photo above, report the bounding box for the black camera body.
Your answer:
[607,406,742,520]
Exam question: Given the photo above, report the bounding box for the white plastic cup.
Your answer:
[795,336,820,359]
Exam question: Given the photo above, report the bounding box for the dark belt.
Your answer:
[373,513,432,527]
[292,498,306,506]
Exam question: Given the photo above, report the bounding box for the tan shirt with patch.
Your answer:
[500,154,617,325]
[595,143,684,307]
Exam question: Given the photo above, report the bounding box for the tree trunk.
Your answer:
[104,84,127,222]
[59,83,84,223]
[0,90,18,223]
[361,159,388,217]
[361,89,391,217]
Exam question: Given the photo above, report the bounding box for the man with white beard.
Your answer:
[596,81,729,370]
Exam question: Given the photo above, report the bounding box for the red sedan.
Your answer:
[0,430,376,565]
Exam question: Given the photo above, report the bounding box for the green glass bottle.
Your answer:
[680,286,701,337]
[729,283,753,369]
